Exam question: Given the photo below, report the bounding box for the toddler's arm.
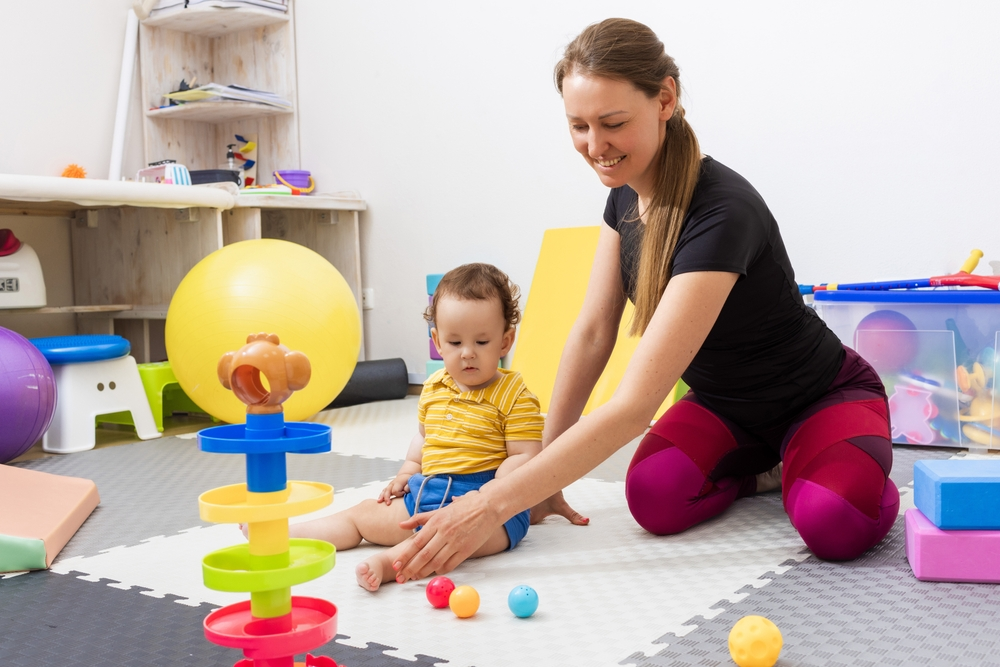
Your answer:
[378,424,425,505]
[494,439,542,480]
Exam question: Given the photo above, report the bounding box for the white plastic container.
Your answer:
[0,242,47,309]
[815,290,1000,450]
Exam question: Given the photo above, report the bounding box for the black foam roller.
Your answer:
[327,358,410,409]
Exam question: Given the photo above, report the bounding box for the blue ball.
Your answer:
[507,585,539,618]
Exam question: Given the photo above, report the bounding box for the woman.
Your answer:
[392,18,899,582]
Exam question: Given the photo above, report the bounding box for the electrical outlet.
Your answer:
[362,288,375,310]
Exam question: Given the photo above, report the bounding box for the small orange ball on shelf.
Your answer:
[61,164,87,179]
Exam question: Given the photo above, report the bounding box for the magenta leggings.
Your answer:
[625,348,900,561]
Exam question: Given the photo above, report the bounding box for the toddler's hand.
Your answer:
[377,476,409,505]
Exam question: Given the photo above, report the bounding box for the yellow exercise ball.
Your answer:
[165,239,361,424]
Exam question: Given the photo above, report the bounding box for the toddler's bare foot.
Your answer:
[238,523,249,539]
[355,553,394,591]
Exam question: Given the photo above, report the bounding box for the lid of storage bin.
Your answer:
[814,290,1000,304]
[29,335,130,364]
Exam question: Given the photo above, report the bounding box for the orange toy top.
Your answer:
[217,333,311,414]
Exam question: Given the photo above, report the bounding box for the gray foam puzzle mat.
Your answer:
[0,569,450,667]
[622,517,1000,667]
[623,446,1000,667]
[4,397,998,667]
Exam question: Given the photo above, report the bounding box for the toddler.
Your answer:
[290,262,543,590]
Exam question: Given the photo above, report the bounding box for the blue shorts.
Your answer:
[402,470,530,551]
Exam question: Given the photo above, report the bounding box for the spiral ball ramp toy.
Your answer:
[197,333,343,667]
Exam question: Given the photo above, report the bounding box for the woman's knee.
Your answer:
[786,475,899,560]
[625,445,737,535]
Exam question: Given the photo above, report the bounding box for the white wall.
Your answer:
[0,0,140,179]
[4,1,1000,377]
[297,1,1000,377]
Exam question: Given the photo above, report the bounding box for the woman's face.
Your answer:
[562,72,676,199]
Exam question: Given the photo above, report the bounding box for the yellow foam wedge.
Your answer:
[511,226,676,419]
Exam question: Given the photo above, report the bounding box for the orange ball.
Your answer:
[449,585,480,618]
[61,164,87,179]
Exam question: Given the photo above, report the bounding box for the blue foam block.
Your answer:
[426,273,444,296]
[914,459,1000,529]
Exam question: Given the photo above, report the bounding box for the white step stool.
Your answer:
[29,335,161,454]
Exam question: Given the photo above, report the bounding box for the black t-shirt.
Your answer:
[604,156,844,433]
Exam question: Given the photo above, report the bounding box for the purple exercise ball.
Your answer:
[0,326,57,464]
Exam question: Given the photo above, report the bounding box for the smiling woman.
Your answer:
[392,18,898,583]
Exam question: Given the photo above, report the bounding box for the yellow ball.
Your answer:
[728,615,782,667]
[165,239,360,424]
[449,585,480,618]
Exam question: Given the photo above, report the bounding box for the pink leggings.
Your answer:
[625,348,900,561]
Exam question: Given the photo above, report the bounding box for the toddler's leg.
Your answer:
[782,397,898,561]
[289,497,413,551]
[357,521,511,591]
[625,396,767,535]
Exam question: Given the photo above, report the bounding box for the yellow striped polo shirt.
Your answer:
[418,368,544,476]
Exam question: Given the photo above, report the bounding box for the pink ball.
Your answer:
[426,576,456,609]
[854,310,918,373]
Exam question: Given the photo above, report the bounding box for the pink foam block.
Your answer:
[905,508,1000,583]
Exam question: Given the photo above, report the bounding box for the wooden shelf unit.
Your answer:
[1,4,368,364]
[138,2,299,182]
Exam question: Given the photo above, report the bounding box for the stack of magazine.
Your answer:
[164,83,291,110]
[149,0,288,15]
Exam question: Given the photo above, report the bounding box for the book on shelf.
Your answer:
[163,83,291,110]
[241,184,293,195]
[150,0,288,15]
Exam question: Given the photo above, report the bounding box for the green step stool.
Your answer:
[97,361,208,432]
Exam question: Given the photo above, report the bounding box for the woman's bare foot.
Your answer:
[355,552,395,591]
[755,462,783,493]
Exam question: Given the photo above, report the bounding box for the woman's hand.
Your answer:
[530,490,589,525]
[377,474,410,505]
[392,489,499,582]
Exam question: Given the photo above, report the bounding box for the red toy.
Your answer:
[425,576,456,609]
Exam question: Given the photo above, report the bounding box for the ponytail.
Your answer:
[630,105,701,335]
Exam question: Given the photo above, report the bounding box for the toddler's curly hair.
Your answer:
[424,263,522,331]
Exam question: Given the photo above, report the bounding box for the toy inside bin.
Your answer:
[815,290,1000,450]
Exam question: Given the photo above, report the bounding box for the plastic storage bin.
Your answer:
[815,290,1000,449]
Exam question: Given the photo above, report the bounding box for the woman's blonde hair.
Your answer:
[555,18,702,336]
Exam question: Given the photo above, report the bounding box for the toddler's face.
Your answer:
[431,295,514,391]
